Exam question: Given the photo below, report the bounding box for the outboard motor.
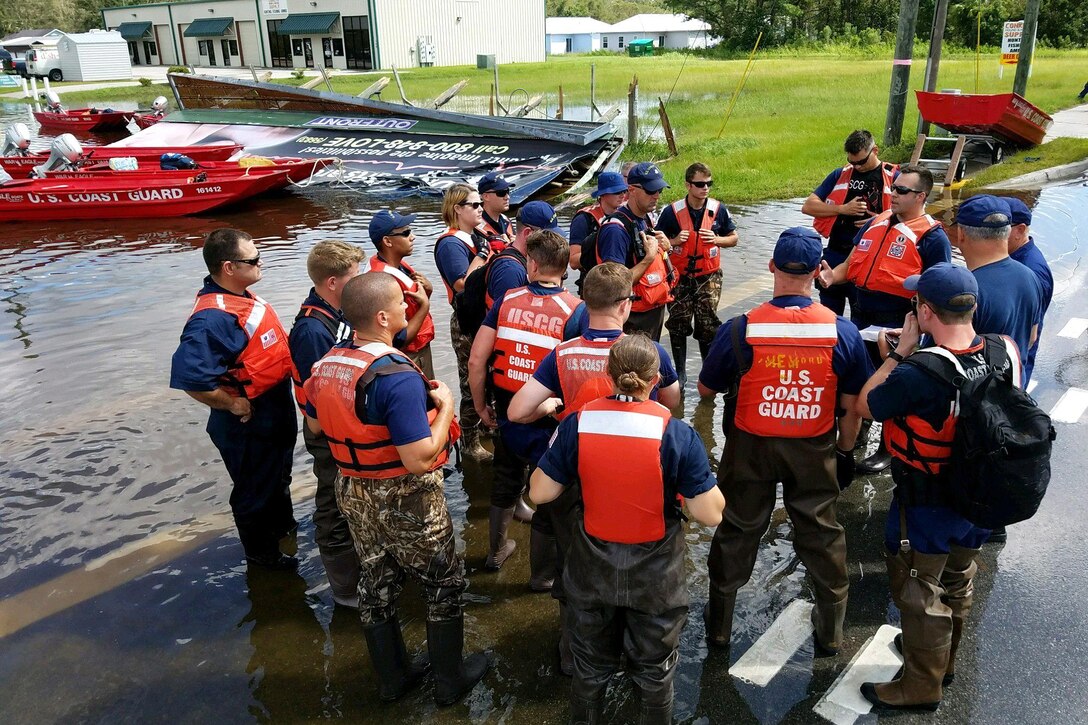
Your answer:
[45,90,64,114]
[151,96,168,117]
[2,123,32,156]
[30,133,82,177]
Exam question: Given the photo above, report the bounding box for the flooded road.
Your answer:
[2,101,1088,724]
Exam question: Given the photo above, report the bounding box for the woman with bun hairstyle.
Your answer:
[433,183,496,461]
[530,334,725,724]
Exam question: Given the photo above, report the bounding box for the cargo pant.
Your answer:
[665,269,723,344]
[450,313,481,431]
[336,469,467,625]
[708,428,849,649]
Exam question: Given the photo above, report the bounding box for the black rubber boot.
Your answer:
[698,339,710,360]
[570,693,603,724]
[703,591,735,650]
[362,616,430,702]
[529,528,558,592]
[639,701,674,725]
[857,436,892,474]
[671,337,688,388]
[427,616,490,706]
[320,548,361,608]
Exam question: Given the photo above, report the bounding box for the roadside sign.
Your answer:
[0,75,18,87]
[1001,20,1023,66]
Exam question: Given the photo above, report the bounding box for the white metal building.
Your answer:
[55,31,133,82]
[599,13,715,52]
[545,17,611,55]
[101,0,545,71]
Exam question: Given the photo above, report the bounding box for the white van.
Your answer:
[26,46,62,81]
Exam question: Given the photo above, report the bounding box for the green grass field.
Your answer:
[26,48,1088,203]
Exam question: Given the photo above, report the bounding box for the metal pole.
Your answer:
[1013,0,1041,97]
[918,0,949,136]
[883,0,922,148]
[627,76,638,143]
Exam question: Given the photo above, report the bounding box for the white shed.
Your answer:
[55,30,132,82]
[600,14,717,53]
[545,17,612,55]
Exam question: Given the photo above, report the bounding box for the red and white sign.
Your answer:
[1001,20,1023,66]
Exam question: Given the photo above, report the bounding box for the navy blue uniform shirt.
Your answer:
[288,288,350,388]
[485,254,529,308]
[569,209,599,249]
[1009,237,1053,379]
[533,328,679,399]
[434,232,475,293]
[972,257,1042,380]
[596,205,650,266]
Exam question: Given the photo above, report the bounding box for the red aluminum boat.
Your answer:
[915,91,1053,146]
[42,157,337,184]
[133,113,163,130]
[1,144,244,175]
[33,108,133,132]
[0,169,290,222]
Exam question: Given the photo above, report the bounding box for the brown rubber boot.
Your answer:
[484,505,516,570]
[810,596,847,657]
[941,545,980,684]
[460,426,493,462]
[703,591,736,650]
[862,550,951,711]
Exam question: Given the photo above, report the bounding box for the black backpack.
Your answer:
[905,335,1056,528]
[453,247,526,338]
[579,213,637,276]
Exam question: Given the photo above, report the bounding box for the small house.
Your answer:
[545,17,612,55]
[55,30,132,82]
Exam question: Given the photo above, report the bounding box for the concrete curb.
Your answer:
[981,158,1088,189]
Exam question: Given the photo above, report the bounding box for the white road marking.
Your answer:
[814,624,903,725]
[729,599,814,686]
[1050,387,1088,424]
[1027,379,1039,395]
[1057,317,1088,338]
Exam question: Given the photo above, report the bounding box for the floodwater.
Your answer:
[2,101,1087,724]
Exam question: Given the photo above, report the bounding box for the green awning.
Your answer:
[275,12,339,35]
[183,17,234,38]
[116,22,152,41]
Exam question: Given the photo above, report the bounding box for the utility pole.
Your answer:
[884,0,922,148]
[917,0,950,136]
[1013,0,1041,97]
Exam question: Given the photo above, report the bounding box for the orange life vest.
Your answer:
[303,342,458,479]
[479,216,512,252]
[668,198,722,277]
[362,255,435,353]
[884,337,1019,475]
[575,203,607,239]
[733,302,839,438]
[435,228,478,303]
[577,397,670,544]
[491,286,582,394]
[597,215,673,312]
[289,302,349,414]
[846,210,941,299]
[554,333,621,421]
[190,290,293,399]
[813,163,898,239]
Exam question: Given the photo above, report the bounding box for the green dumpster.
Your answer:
[627,39,655,57]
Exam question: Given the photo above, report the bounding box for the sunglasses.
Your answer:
[892,184,924,195]
[458,201,484,209]
[231,254,261,266]
[688,180,713,188]
[629,184,662,195]
[614,294,639,303]
[848,149,873,167]
[486,189,510,198]
[387,229,412,238]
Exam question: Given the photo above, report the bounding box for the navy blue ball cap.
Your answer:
[591,171,628,198]
[955,194,1011,228]
[772,227,823,274]
[1003,196,1032,226]
[368,209,417,243]
[518,201,562,232]
[903,262,978,312]
[478,171,513,194]
[626,162,669,193]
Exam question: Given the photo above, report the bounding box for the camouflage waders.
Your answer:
[665,269,723,344]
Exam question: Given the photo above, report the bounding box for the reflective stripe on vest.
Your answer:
[436,229,476,302]
[813,163,898,239]
[577,397,669,544]
[304,342,455,479]
[668,198,722,276]
[190,291,293,399]
[554,335,620,420]
[289,302,348,414]
[846,210,940,299]
[734,302,839,438]
[491,287,581,393]
[885,336,1021,474]
[362,256,436,353]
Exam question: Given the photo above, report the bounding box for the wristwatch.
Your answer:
[887,350,905,363]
